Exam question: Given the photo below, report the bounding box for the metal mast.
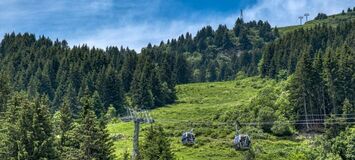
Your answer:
[240,9,243,20]
[121,107,154,160]
[298,16,304,25]
[304,13,310,22]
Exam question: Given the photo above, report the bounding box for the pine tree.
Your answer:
[175,54,191,84]
[92,90,104,118]
[102,66,124,113]
[289,47,314,130]
[17,96,57,160]
[64,82,79,116]
[207,61,217,82]
[57,99,76,159]
[239,32,252,50]
[0,73,11,112]
[233,18,244,37]
[121,52,137,92]
[141,125,175,160]
[76,95,114,160]
[1,92,29,159]
[131,59,154,109]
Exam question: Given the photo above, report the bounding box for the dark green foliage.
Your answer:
[332,128,355,160]
[76,95,115,160]
[259,20,355,129]
[314,13,327,20]
[271,115,295,136]
[0,33,177,114]
[324,114,346,138]
[1,92,29,159]
[239,32,252,50]
[101,66,124,113]
[19,97,57,159]
[131,58,154,109]
[141,125,175,160]
[57,99,76,159]
[0,73,11,112]
[2,94,57,160]
[175,54,191,84]
[233,18,244,37]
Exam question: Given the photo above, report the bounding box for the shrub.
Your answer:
[271,115,295,136]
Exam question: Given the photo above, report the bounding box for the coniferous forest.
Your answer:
[0,4,354,160]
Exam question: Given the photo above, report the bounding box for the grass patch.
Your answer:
[108,76,311,159]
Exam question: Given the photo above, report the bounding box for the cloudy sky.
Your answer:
[0,0,354,51]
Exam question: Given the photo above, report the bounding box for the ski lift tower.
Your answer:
[121,107,154,160]
[298,16,304,25]
[304,13,310,22]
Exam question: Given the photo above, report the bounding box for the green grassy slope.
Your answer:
[108,77,313,160]
[279,12,355,35]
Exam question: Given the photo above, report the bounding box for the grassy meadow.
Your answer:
[108,77,314,160]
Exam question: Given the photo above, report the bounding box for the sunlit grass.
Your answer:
[108,76,311,159]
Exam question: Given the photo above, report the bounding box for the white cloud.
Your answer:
[1,0,353,51]
[69,20,215,52]
[72,0,355,51]
[243,0,355,26]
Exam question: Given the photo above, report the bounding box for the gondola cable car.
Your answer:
[181,129,195,145]
[233,122,251,150]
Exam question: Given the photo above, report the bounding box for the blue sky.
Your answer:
[0,0,354,51]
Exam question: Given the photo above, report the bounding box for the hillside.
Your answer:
[108,77,314,160]
[279,11,355,34]
[0,6,354,160]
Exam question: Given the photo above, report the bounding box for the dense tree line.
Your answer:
[0,18,279,112]
[0,90,114,160]
[0,33,180,115]
[260,19,355,129]
[153,18,278,83]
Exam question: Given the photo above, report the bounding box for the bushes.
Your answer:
[271,115,295,136]
[314,13,327,20]
[257,106,277,132]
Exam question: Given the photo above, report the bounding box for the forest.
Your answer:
[0,6,354,160]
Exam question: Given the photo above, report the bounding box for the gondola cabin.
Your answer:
[234,134,251,150]
[181,131,195,145]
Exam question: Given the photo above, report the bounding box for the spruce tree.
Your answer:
[57,99,76,159]
[289,47,314,129]
[175,54,191,84]
[102,66,124,113]
[131,60,154,109]
[120,53,137,92]
[0,73,11,112]
[233,18,244,37]
[141,125,175,160]
[1,92,29,159]
[17,96,57,160]
[92,90,104,118]
[76,95,114,160]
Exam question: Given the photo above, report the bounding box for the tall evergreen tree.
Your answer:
[133,60,154,109]
[0,73,11,112]
[76,95,115,160]
[101,66,124,113]
[57,99,77,159]
[1,92,29,159]
[141,125,175,160]
[17,96,57,160]
[289,47,314,129]
[175,54,191,84]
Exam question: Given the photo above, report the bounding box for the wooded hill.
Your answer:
[0,6,354,160]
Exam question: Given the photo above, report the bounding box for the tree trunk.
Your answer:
[303,91,310,130]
